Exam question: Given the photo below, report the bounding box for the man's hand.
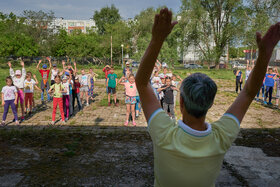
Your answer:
[152,8,177,43]
[14,100,17,105]
[2,101,5,106]
[256,22,280,61]
[46,57,51,61]
[7,61,12,68]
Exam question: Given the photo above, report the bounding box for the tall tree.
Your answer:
[179,0,244,68]
[0,12,38,57]
[93,5,121,35]
[22,10,55,56]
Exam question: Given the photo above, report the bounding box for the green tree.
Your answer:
[93,5,121,35]
[179,0,245,68]
[22,10,55,56]
[0,12,38,57]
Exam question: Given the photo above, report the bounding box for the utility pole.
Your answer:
[121,44,124,69]
[111,35,113,66]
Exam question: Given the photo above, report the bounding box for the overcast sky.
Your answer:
[0,0,181,20]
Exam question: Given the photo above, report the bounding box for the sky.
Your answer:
[0,0,182,20]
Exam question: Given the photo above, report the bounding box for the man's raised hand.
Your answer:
[256,22,280,61]
[152,8,177,42]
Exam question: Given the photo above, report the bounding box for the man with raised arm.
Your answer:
[135,8,280,187]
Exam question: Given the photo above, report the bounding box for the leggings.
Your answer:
[17,89,24,105]
[63,95,70,118]
[52,97,64,121]
[163,103,175,119]
[2,99,18,121]
[265,86,273,103]
[25,93,33,108]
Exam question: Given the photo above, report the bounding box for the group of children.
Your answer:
[102,64,140,126]
[1,58,98,126]
[235,60,280,108]
[150,63,182,119]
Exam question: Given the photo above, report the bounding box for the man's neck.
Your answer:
[182,113,207,131]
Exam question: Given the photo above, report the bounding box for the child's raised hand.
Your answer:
[13,100,17,105]
[62,61,65,65]
[39,60,42,64]
[256,22,280,60]
[152,8,177,42]
[7,61,12,68]
[33,74,36,79]
[20,60,24,67]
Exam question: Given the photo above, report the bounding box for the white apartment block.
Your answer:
[51,18,96,34]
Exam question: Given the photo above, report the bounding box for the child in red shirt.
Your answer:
[37,58,52,103]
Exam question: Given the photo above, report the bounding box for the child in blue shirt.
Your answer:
[264,68,276,105]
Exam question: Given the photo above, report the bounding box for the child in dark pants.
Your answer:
[1,77,19,126]
[73,77,82,111]
[264,68,277,105]
[157,77,179,119]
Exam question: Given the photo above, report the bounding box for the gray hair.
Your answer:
[180,73,217,118]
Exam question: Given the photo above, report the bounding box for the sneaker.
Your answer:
[124,121,129,126]
[41,100,45,105]
[115,103,119,107]
[28,112,32,116]
[12,118,15,122]
[20,116,25,121]
[86,103,89,106]
[1,121,5,126]
[108,102,111,106]
[132,121,137,126]
[61,121,66,125]
[268,102,273,105]
[50,121,55,125]
[65,118,69,122]
[263,101,267,105]
[15,120,19,125]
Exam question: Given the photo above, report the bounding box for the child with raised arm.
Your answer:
[62,72,73,121]
[274,72,280,108]
[77,69,91,106]
[24,74,40,116]
[119,74,137,126]
[135,8,280,186]
[37,58,52,104]
[1,77,19,126]
[48,75,66,125]
[8,60,26,121]
[106,67,118,106]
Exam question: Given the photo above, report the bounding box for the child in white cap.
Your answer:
[8,60,26,121]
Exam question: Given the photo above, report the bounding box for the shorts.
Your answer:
[108,87,116,94]
[276,89,280,99]
[17,89,24,104]
[125,96,137,104]
[80,86,89,92]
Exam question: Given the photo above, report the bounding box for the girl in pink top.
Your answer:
[119,74,137,126]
